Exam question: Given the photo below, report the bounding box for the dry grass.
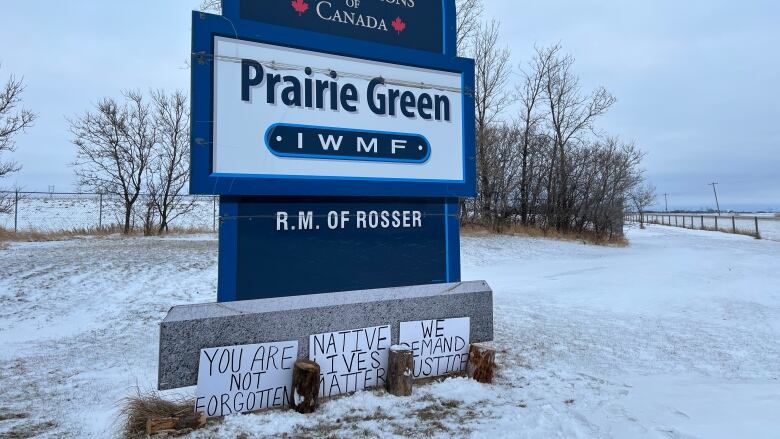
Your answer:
[461,223,628,247]
[157,226,216,236]
[0,225,125,242]
[0,226,214,243]
[289,387,472,439]
[292,406,393,438]
[0,410,57,439]
[119,389,196,439]
[774,213,780,219]
[648,221,761,240]
[0,421,57,438]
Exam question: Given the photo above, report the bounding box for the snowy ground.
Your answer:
[1,225,779,438]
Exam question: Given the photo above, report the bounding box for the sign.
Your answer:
[309,325,391,397]
[195,341,298,417]
[190,7,475,197]
[212,37,464,183]
[223,0,449,54]
[218,197,460,301]
[399,317,469,378]
[188,0,475,303]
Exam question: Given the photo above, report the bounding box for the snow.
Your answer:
[1,224,779,438]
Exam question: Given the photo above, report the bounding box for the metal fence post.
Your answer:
[213,196,217,232]
[13,189,19,233]
[732,216,736,234]
[701,216,704,229]
[715,216,718,231]
[98,193,104,228]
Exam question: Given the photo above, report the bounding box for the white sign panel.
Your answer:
[309,325,391,397]
[399,317,470,378]
[213,36,464,182]
[195,341,298,417]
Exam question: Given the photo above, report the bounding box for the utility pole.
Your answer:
[709,182,721,215]
[663,193,669,212]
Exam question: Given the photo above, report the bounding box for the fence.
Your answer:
[1,191,219,234]
[626,212,780,242]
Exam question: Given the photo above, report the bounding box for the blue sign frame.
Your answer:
[190,6,476,198]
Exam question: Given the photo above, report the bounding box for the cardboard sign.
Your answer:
[399,317,469,378]
[309,325,391,397]
[195,341,298,417]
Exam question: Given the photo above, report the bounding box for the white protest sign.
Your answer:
[309,325,391,398]
[399,317,470,378]
[195,341,298,417]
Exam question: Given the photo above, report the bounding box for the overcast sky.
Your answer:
[1,0,778,211]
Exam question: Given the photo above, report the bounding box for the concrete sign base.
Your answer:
[158,281,493,390]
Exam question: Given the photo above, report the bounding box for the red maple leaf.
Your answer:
[291,0,309,16]
[391,17,406,34]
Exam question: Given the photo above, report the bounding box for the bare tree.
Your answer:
[515,46,552,225]
[630,182,656,229]
[541,44,615,229]
[470,20,513,224]
[71,91,156,234]
[199,0,221,12]
[456,0,483,55]
[148,90,194,234]
[0,66,36,213]
[480,123,522,231]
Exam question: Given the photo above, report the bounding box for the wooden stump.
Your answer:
[291,359,320,414]
[467,343,496,384]
[386,346,414,396]
[146,411,206,435]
